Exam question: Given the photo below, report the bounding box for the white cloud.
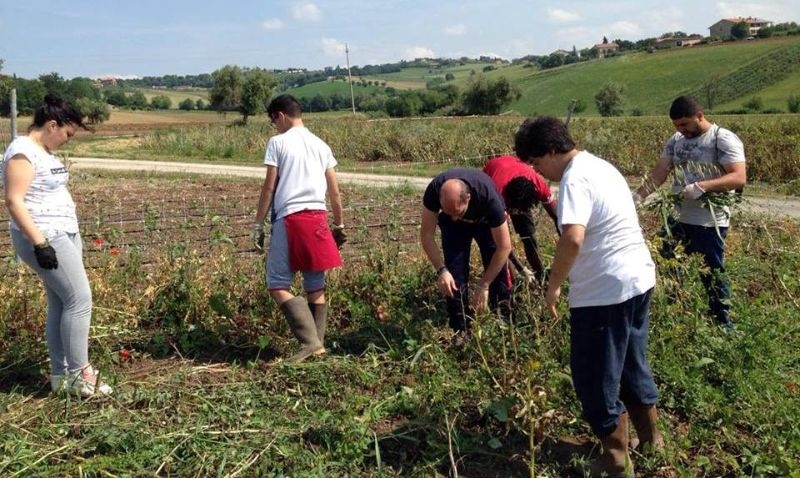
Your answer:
[548,8,581,23]
[321,37,347,57]
[261,18,284,30]
[292,3,322,22]
[444,24,467,36]
[403,46,435,60]
[716,1,794,20]
[610,20,641,37]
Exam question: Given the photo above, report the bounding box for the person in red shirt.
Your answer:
[483,155,558,284]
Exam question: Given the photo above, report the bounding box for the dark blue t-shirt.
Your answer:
[422,168,506,228]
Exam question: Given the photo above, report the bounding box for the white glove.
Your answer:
[681,182,706,200]
[632,191,643,207]
[520,267,536,284]
[251,223,265,253]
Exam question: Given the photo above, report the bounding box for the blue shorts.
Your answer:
[266,217,325,292]
[569,289,659,437]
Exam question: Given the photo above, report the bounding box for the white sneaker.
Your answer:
[54,366,113,397]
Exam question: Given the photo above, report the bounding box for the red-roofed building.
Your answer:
[593,41,619,58]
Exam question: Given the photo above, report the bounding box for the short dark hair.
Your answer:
[669,95,703,120]
[31,93,89,131]
[514,116,575,162]
[267,94,302,119]
[504,176,538,210]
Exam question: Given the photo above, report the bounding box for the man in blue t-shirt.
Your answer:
[420,168,512,335]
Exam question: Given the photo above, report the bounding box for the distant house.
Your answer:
[655,34,704,49]
[593,41,619,58]
[95,77,118,87]
[709,17,773,39]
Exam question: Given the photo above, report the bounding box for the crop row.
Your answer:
[116,115,800,184]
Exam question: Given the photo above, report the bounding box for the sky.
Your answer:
[2,1,798,79]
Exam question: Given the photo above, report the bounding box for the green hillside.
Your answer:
[282,37,800,117]
[286,79,386,98]
[715,67,800,112]
[494,36,800,116]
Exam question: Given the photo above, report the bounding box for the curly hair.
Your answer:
[504,176,538,210]
[514,116,574,163]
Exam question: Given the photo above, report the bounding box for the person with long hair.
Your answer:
[1,94,112,397]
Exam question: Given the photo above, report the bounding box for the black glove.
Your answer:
[34,241,59,269]
[332,225,347,248]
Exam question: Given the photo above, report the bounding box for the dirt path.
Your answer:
[69,157,800,219]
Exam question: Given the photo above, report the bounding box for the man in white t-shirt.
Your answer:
[634,95,746,331]
[253,94,346,361]
[515,116,662,477]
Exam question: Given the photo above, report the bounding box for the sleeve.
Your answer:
[485,187,508,228]
[422,181,440,212]
[717,128,745,165]
[558,179,592,228]
[264,138,279,167]
[660,134,678,161]
[4,140,35,165]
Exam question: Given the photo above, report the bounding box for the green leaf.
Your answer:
[693,357,715,368]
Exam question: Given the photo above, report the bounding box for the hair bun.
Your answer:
[43,93,62,106]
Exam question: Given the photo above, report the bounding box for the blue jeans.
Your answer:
[439,215,511,331]
[11,229,92,375]
[663,221,731,326]
[569,289,658,437]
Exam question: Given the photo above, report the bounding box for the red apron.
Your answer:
[283,210,343,272]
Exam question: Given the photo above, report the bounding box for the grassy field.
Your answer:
[284,79,388,98]
[0,171,797,477]
[39,114,800,188]
[135,87,209,109]
[277,37,800,117]
[489,37,800,116]
[715,68,800,112]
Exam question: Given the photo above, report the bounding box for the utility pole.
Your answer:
[10,89,17,140]
[345,43,356,115]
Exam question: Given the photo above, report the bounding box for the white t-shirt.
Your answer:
[558,151,656,308]
[1,136,79,234]
[661,124,745,227]
[264,126,337,221]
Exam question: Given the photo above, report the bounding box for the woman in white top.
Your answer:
[1,94,111,397]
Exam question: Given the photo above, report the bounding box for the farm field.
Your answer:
[135,87,209,109]
[0,170,798,476]
[715,68,800,112]
[23,113,800,189]
[481,36,800,116]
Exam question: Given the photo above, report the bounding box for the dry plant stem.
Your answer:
[446,413,460,478]
[10,445,69,478]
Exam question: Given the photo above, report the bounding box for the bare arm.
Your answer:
[325,167,344,226]
[636,157,672,198]
[545,223,585,316]
[420,207,444,271]
[254,166,278,224]
[696,161,746,193]
[4,156,47,246]
[420,207,459,298]
[543,200,559,232]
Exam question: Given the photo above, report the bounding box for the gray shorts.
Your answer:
[266,217,325,291]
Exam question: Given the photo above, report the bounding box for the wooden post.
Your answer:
[10,88,18,140]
